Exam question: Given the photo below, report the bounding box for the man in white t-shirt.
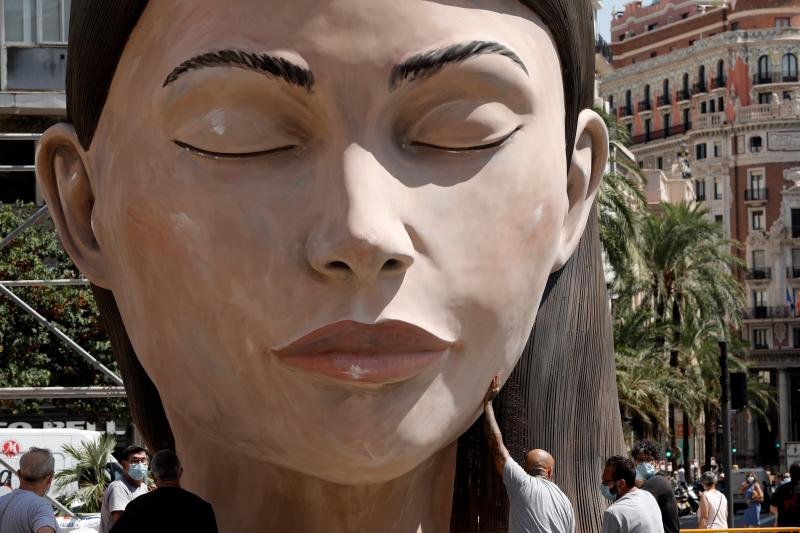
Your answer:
[0,447,58,533]
[483,376,575,533]
[601,455,664,533]
[99,445,150,533]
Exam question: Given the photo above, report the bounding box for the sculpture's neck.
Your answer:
[172,421,457,533]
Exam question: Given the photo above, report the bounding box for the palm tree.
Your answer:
[55,432,116,512]
[628,202,744,479]
[594,106,646,287]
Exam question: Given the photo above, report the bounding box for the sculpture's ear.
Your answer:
[552,109,608,271]
[36,123,111,288]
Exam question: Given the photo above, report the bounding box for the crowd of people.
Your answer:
[0,377,798,533]
[0,446,217,533]
[484,376,800,533]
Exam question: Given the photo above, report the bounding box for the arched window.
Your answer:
[698,65,706,92]
[609,94,615,112]
[782,53,798,81]
[716,59,725,88]
[758,55,770,83]
[661,78,670,105]
[642,84,651,111]
[625,89,632,114]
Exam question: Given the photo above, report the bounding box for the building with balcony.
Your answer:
[0,0,68,205]
[601,0,800,470]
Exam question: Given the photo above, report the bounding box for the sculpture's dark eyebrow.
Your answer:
[389,40,527,90]
[163,49,314,91]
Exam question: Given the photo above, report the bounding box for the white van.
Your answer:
[0,428,111,499]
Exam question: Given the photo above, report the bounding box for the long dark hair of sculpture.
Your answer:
[66,2,625,532]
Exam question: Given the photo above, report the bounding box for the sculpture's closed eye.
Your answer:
[406,100,522,152]
[172,139,299,159]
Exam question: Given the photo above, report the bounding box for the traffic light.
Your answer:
[731,372,748,410]
[732,446,737,454]
[776,442,782,449]
[665,449,672,459]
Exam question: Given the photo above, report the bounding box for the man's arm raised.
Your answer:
[483,374,511,475]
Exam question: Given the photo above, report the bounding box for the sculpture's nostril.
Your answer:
[326,260,351,271]
[383,259,402,271]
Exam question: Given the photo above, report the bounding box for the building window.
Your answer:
[792,248,800,275]
[657,156,663,170]
[709,99,716,113]
[700,101,707,113]
[783,53,798,82]
[644,118,651,142]
[752,210,765,231]
[682,108,691,132]
[695,143,707,160]
[794,328,800,349]
[776,17,791,28]
[753,328,768,350]
[758,55,771,82]
[731,22,740,31]
[695,179,706,200]
[663,113,671,136]
[750,136,763,152]
[718,96,725,111]
[714,179,722,199]
[627,123,633,138]
[792,208,800,238]
[4,0,70,43]
[758,92,771,104]
[714,143,721,158]
[715,214,723,225]
[648,22,658,31]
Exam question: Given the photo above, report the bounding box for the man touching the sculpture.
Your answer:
[484,376,575,533]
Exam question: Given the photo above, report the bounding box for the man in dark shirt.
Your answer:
[771,462,800,527]
[110,449,217,533]
[631,440,679,533]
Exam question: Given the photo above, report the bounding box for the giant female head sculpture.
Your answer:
[37,1,624,531]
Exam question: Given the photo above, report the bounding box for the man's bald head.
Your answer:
[524,449,555,479]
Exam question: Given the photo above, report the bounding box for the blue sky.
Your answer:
[597,3,615,40]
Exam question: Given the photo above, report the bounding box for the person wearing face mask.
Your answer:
[770,462,800,527]
[99,445,150,533]
[630,440,679,533]
[600,455,664,533]
[0,447,58,533]
[110,449,218,533]
[738,472,764,528]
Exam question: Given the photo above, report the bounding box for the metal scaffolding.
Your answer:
[0,204,126,399]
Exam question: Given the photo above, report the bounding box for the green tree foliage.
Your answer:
[597,110,775,453]
[55,432,116,512]
[0,203,127,420]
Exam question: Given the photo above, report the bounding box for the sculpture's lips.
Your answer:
[272,320,455,384]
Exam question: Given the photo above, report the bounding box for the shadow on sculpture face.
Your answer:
[37,0,611,529]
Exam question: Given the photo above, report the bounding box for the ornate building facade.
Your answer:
[601,0,800,469]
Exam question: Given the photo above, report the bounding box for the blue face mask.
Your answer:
[636,462,656,482]
[127,463,148,481]
[601,482,617,501]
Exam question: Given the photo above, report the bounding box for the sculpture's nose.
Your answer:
[306,143,415,283]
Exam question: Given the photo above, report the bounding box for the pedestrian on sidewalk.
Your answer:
[771,461,800,527]
[0,447,58,533]
[483,375,575,533]
[99,445,149,533]
[600,455,664,533]
[630,440,679,533]
[738,472,764,528]
[110,449,217,533]
[697,471,727,529]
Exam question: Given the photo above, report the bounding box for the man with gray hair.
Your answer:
[110,449,217,532]
[0,447,58,533]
